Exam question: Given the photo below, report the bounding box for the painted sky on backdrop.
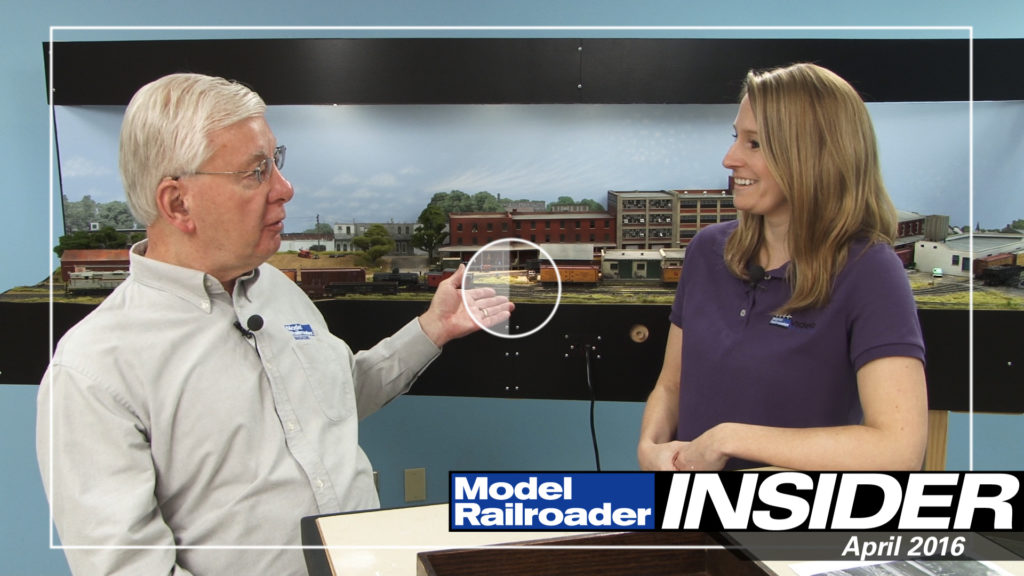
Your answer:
[55,101,1021,233]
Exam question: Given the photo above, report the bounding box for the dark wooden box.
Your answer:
[416,531,772,576]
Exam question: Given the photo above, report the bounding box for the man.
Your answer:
[37,73,512,575]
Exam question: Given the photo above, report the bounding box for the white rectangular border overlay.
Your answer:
[46,24,974,553]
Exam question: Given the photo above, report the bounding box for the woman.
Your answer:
[637,63,928,471]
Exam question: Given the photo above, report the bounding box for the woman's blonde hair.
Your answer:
[724,63,897,314]
[119,73,266,226]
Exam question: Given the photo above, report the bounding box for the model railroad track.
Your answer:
[913,283,972,296]
[500,282,676,301]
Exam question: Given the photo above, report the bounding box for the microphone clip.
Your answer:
[746,264,769,290]
[234,314,265,339]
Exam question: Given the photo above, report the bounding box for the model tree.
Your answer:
[352,224,396,268]
[427,190,506,214]
[62,195,139,232]
[547,196,604,211]
[411,206,449,264]
[54,226,146,257]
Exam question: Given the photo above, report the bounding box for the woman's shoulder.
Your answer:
[837,238,912,296]
[690,220,738,250]
[844,237,903,272]
[698,219,739,238]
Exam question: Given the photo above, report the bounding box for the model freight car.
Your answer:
[974,253,1015,279]
[295,268,366,298]
[660,265,683,285]
[981,264,1024,286]
[326,281,399,296]
[425,258,463,289]
[539,263,601,285]
[425,269,456,289]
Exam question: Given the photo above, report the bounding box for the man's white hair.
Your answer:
[119,73,266,225]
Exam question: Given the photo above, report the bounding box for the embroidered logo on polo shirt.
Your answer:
[769,314,816,330]
[285,323,315,340]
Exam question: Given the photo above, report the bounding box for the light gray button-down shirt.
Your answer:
[37,241,440,575]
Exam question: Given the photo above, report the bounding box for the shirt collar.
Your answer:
[765,261,790,280]
[234,267,261,304]
[128,239,260,312]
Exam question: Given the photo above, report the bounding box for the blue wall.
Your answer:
[3,2,1022,574]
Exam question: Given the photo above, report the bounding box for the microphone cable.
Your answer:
[234,314,264,359]
[250,330,262,359]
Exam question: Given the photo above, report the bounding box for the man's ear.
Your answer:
[155,178,196,234]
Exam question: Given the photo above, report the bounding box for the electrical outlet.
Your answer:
[404,467,426,502]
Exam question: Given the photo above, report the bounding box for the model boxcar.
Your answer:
[539,263,601,285]
[974,253,1015,279]
[296,268,366,298]
[425,269,455,289]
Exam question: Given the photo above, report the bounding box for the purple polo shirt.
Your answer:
[670,221,925,469]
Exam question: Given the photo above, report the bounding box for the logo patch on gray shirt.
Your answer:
[285,323,315,340]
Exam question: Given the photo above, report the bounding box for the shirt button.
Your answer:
[739,309,747,317]
[316,478,325,490]
[287,422,296,432]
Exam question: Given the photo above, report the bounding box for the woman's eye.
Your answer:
[731,134,760,150]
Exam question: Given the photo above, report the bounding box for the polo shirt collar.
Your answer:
[765,261,790,280]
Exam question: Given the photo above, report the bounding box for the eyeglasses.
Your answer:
[175,145,286,187]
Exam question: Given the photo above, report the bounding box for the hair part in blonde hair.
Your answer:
[119,73,267,226]
[724,63,897,314]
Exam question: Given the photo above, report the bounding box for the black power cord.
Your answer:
[584,345,601,471]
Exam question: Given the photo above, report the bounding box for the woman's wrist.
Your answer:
[703,423,733,464]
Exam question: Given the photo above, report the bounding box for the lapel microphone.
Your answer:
[746,264,768,290]
[233,314,264,338]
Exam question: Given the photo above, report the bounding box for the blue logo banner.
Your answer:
[449,472,655,531]
[285,323,315,340]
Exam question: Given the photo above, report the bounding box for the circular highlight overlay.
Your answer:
[460,238,561,339]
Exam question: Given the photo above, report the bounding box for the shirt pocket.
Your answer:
[291,339,355,422]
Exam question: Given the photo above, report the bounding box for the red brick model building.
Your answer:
[448,211,616,249]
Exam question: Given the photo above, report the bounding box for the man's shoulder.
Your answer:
[251,263,326,319]
[257,262,292,282]
[255,263,308,297]
[48,288,144,384]
[54,283,142,343]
